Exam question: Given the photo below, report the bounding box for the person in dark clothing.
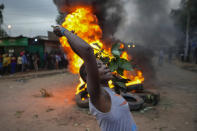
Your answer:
[62,53,68,69]
[3,54,9,74]
[29,53,34,70]
[36,52,40,68]
[25,52,31,70]
[11,55,17,74]
[32,53,39,72]
[44,52,49,69]
[21,52,27,72]
[52,53,56,69]
[17,54,22,72]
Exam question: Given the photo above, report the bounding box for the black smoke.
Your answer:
[117,0,180,87]
[118,0,178,49]
[53,0,180,88]
[53,0,125,40]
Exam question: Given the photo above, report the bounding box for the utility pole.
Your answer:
[184,0,190,61]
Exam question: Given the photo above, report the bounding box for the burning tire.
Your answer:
[126,84,144,92]
[121,93,144,111]
[132,89,160,105]
[75,91,89,108]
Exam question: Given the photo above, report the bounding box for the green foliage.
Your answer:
[0,29,8,37]
[94,43,134,90]
[95,43,133,75]
[171,0,197,31]
[0,4,4,24]
[108,58,118,72]
[0,4,7,37]
[111,43,122,57]
[112,76,130,92]
[118,58,133,71]
[115,81,126,89]
[116,67,124,76]
[110,43,133,74]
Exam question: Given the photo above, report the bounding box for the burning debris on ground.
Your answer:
[126,45,157,88]
[51,4,160,111]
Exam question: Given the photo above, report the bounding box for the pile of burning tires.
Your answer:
[75,84,160,111]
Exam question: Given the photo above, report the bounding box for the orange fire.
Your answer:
[120,51,144,86]
[59,6,144,95]
[121,51,131,60]
[59,7,103,74]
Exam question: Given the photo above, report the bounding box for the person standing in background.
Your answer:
[33,53,38,72]
[7,54,11,74]
[158,49,164,66]
[44,52,49,69]
[21,52,27,72]
[55,53,61,69]
[3,54,9,74]
[62,53,68,69]
[11,54,17,74]
[29,53,34,70]
[17,54,22,72]
[36,52,40,69]
[26,51,31,70]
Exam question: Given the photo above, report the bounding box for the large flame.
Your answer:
[59,6,144,95]
[120,51,144,86]
[60,7,103,74]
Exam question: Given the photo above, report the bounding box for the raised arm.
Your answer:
[54,26,103,106]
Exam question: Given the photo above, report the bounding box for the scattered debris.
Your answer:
[16,79,28,83]
[33,114,39,118]
[153,118,158,121]
[46,108,55,112]
[86,128,90,131]
[144,106,154,111]
[40,88,51,97]
[160,99,174,111]
[159,127,168,131]
[132,89,160,106]
[74,123,79,127]
[140,107,154,113]
[154,126,168,131]
[15,110,25,118]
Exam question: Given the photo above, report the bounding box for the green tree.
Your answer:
[171,0,197,32]
[0,4,8,37]
[171,0,197,61]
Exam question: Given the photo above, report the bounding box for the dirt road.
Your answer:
[0,62,196,131]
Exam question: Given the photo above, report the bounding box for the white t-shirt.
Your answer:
[89,87,137,131]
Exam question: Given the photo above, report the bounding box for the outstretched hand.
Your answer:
[52,26,63,37]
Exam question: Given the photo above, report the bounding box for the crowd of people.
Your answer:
[0,51,68,77]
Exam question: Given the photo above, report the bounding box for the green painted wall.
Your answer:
[0,38,28,47]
